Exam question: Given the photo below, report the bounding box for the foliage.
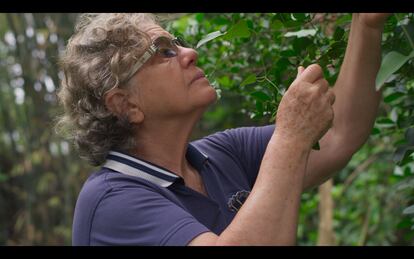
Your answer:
[0,13,92,245]
[0,13,413,245]
[167,13,414,245]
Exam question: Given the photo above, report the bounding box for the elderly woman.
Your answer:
[57,13,389,245]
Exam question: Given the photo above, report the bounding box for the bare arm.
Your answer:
[303,13,390,190]
[189,135,310,245]
[190,65,335,245]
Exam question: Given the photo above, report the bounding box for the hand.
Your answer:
[275,64,335,149]
[356,13,391,30]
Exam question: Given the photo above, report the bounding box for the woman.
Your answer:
[57,13,388,245]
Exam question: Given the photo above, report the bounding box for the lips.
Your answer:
[191,71,206,84]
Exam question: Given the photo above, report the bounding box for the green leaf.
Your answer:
[397,218,413,229]
[255,100,264,115]
[196,31,226,49]
[224,20,251,40]
[271,19,284,31]
[376,117,395,125]
[376,51,414,90]
[217,76,232,88]
[384,92,405,103]
[240,74,257,87]
[250,91,271,102]
[195,13,205,23]
[403,204,414,215]
[246,20,254,30]
[333,27,345,41]
[291,13,307,22]
[280,49,296,57]
[284,29,317,38]
[371,127,380,135]
[393,145,414,164]
[406,127,414,145]
[212,17,230,25]
[335,14,352,26]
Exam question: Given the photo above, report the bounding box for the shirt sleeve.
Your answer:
[204,125,275,188]
[90,185,211,246]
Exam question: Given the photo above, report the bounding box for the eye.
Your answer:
[159,48,177,58]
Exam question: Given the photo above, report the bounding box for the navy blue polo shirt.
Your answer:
[72,125,275,245]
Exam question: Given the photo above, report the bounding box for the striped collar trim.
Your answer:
[102,144,208,188]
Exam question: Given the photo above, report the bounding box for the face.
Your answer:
[125,24,217,122]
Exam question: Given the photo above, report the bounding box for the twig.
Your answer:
[341,155,379,194]
[358,203,372,246]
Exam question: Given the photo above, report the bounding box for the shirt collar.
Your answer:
[102,143,208,188]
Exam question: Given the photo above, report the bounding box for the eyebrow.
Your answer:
[151,33,174,41]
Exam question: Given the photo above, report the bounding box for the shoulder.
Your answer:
[73,167,177,245]
[193,125,275,152]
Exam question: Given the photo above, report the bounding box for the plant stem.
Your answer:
[264,76,283,96]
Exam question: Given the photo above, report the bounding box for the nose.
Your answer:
[179,47,198,68]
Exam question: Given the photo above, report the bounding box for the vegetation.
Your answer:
[0,13,413,245]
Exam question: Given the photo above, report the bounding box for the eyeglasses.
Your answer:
[124,36,191,83]
[103,36,191,97]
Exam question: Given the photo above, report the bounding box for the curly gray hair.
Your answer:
[56,13,158,166]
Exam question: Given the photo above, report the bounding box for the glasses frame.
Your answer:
[103,36,190,97]
[125,36,190,82]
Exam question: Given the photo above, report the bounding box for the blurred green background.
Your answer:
[0,13,413,245]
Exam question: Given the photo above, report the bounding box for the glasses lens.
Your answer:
[154,36,178,58]
[174,37,191,48]
[152,36,192,58]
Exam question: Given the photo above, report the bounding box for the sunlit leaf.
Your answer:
[336,14,352,26]
[224,20,251,40]
[376,50,414,90]
[196,30,226,49]
[240,74,257,87]
[271,19,284,31]
[284,29,316,38]
[403,204,414,215]
[217,76,232,88]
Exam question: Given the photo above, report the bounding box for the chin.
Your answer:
[192,88,217,112]
[205,85,218,104]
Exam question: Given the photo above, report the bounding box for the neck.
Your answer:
[129,114,201,178]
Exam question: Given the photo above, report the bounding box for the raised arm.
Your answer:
[303,13,390,190]
[190,65,335,245]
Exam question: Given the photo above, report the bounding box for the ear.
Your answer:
[126,100,145,124]
[104,89,144,124]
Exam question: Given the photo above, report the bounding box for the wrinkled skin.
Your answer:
[275,64,335,149]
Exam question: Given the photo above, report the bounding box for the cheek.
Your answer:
[136,66,189,104]
[140,81,187,112]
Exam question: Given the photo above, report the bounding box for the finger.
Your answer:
[325,89,336,105]
[296,64,324,84]
[314,78,329,93]
[297,66,305,78]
